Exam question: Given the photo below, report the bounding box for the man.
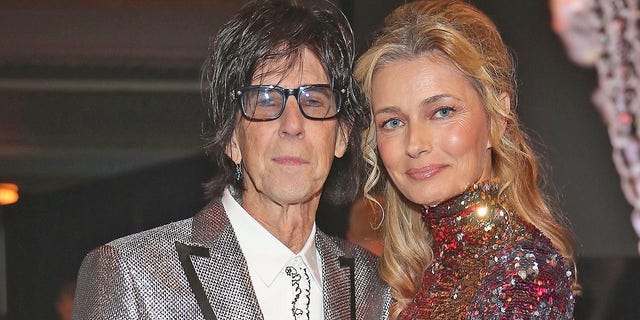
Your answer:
[72,1,390,319]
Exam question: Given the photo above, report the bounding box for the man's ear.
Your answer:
[225,128,243,164]
[334,124,350,158]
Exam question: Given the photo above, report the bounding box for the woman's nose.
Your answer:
[406,123,431,158]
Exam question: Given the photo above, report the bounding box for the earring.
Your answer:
[371,199,385,230]
[234,162,243,181]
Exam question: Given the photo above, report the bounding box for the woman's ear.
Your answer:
[498,92,510,134]
[488,92,510,149]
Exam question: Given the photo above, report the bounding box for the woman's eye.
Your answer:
[381,118,404,129]
[433,106,454,118]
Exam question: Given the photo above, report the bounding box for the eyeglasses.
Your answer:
[233,84,344,121]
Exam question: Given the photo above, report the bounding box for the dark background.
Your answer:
[0,0,638,319]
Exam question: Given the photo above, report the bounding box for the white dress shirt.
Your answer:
[222,188,324,320]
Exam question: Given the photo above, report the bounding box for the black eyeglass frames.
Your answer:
[233,84,345,121]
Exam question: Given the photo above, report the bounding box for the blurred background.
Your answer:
[0,0,638,319]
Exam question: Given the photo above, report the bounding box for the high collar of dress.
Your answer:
[421,182,502,221]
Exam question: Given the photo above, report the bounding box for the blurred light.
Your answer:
[476,206,488,217]
[0,183,19,205]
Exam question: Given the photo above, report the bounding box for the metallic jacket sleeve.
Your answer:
[72,245,141,319]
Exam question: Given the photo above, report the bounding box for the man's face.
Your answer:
[227,48,348,211]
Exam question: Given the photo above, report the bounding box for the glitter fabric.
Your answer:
[72,199,391,319]
[400,183,575,320]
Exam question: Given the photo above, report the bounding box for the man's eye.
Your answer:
[257,98,277,107]
[303,99,323,107]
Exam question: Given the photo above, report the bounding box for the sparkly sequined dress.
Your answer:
[399,183,575,320]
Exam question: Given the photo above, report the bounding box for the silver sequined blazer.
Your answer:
[72,198,391,320]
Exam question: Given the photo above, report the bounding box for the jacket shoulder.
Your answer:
[73,218,199,319]
[102,217,193,258]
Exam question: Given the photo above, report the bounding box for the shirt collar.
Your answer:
[222,188,322,287]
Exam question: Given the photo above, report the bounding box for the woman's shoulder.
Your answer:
[470,225,575,319]
[487,213,573,283]
[489,233,572,282]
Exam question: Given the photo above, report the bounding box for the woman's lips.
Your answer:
[405,164,447,180]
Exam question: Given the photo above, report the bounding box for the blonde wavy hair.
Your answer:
[354,0,577,317]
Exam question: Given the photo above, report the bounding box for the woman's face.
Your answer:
[371,54,494,206]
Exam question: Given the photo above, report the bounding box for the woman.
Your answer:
[355,0,578,318]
